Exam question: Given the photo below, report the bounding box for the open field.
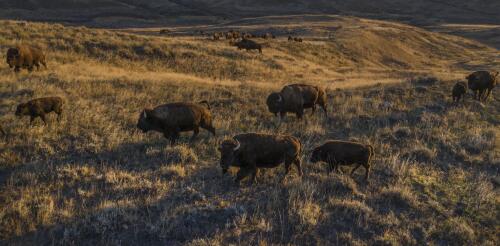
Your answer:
[0,18,499,245]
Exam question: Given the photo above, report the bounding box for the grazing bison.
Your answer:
[266,84,327,120]
[6,45,47,72]
[137,101,216,145]
[466,71,498,101]
[310,140,374,181]
[452,81,467,103]
[218,133,302,185]
[232,39,262,53]
[16,97,63,125]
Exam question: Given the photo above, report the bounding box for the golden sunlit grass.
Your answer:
[0,19,498,245]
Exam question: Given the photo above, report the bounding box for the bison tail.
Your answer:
[198,100,211,110]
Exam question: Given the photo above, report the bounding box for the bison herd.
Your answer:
[1,42,499,186]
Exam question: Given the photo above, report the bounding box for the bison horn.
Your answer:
[143,111,147,118]
[233,139,240,151]
[277,94,282,102]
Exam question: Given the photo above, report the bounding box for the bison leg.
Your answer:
[293,158,303,176]
[364,165,370,181]
[39,114,47,125]
[14,66,20,73]
[41,61,47,68]
[320,103,327,115]
[327,162,334,173]
[190,127,200,142]
[311,105,316,115]
[55,110,62,122]
[235,166,253,185]
[483,88,492,101]
[350,163,362,177]
[201,123,216,136]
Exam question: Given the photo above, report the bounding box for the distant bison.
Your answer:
[288,36,302,42]
[232,39,262,53]
[0,124,5,136]
[6,45,47,72]
[267,84,327,120]
[310,140,374,181]
[466,71,498,101]
[16,97,63,125]
[212,32,223,40]
[218,133,302,185]
[261,33,275,39]
[452,81,467,103]
[137,101,215,145]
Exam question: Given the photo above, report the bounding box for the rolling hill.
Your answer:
[0,0,499,27]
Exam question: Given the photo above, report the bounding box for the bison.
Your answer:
[137,101,216,145]
[452,81,467,103]
[16,97,63,125]
[218,133,302,185]
[6,45,47,72]
[466,71,498,101]
[232,39,262,53]
[266,84,327,120]
[310,140,374,181]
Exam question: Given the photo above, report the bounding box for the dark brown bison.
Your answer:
[0,124,5,136]
[137,101,216,145]
[266,84,327,120]
[310,140,374,181]
[16,97,63,125]
[232,39,262,53]
[6,45,47,72]
[452,81,467,103]
[288,36,293,41]
[466,71,498,101]
[218,133,302,185]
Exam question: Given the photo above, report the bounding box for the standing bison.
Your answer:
[218,133,302,185]
[466,71,498,101]
[310,140,374,181]
[137,101,216,145]
[16,97,63,125]
[266,84,327,120]
[232,39,262,53]
[6,45,47,72]
[452,81,467,103]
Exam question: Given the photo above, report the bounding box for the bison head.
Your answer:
[136,109,156,133]
[6,48,20,68]
[15,103,29,117]
[218,138,240,174]
[309,147,322,163]
[266,92,283,115]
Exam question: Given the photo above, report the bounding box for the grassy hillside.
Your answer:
[0,20,499,245]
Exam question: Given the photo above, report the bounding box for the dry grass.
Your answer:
[0,20,499,245]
